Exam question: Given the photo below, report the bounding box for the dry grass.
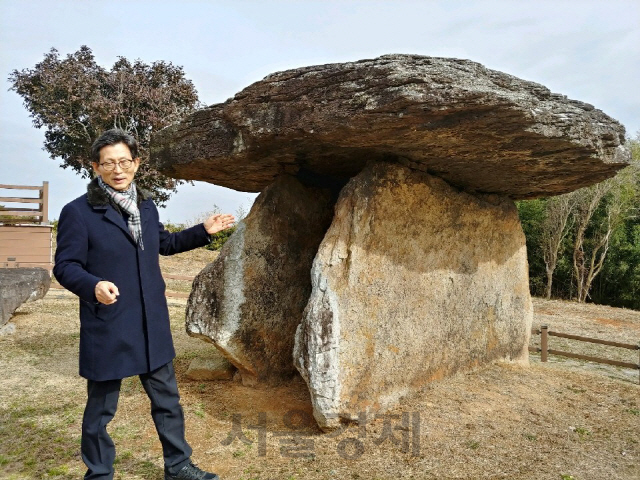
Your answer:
[161,249,219,295]
[1,252,638,480]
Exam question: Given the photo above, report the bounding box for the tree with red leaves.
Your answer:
[9,46,201,205]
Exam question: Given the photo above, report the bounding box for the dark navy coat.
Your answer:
[54,179,211,381]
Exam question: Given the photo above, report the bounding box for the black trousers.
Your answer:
[81,361,192,479]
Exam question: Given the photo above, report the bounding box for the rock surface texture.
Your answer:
[293,163,533,429]
[150,55,629,429]
[0,268,51,326]
[152,54,629,199]
[186,175,335,385]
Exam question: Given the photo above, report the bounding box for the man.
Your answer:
[54,129,233,480]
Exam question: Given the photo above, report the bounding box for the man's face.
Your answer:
[92,142,140,191]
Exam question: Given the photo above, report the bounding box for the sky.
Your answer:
[1,0,638,223]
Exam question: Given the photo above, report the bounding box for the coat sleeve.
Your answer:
[153,198,211,256]
[53,203,103,303]
[158,222,212,256]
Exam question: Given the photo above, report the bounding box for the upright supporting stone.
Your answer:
[186,175,335,385]
[294,162,532,430]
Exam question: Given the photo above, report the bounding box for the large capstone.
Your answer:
[0,268,51,326]
[152,54,629,199]
[293,162,532,430]
[186,175,335,385]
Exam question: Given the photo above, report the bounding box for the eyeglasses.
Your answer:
[99,159,134,171]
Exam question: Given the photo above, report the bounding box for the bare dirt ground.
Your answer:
[1,249,638,480]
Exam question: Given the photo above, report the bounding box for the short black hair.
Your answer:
[91,129,139,163]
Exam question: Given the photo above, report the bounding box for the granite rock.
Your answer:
[186,175,335,385]
[293,162,532,430]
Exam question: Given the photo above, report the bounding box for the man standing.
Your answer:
[54,129,233,480]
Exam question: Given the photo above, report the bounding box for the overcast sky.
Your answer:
[1,0,638,223]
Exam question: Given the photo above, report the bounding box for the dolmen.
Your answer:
[151,54,630,430]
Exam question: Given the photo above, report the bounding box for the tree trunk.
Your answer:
[542,195,574,300]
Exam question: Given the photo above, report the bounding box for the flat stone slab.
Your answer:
[0,268,51,326]
[0,323,16,336]
[293,162,532,430]
[185,355,235,381]
[152,54,629,199]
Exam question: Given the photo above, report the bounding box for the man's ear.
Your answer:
[91,162,100,174]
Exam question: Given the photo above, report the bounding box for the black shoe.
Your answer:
[165,461,219,480]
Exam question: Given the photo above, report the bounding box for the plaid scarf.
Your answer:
[97,177,144,250]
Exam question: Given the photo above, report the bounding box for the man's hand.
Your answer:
[95,281,119,305]
[203,213,236,235]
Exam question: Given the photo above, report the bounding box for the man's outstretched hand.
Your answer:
[95,281,119,305]
[204,213,236,235]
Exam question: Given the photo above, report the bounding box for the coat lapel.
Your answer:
[140,200,153,236]
[94,204,133,240]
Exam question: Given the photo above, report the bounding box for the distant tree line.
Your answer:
[517,133,640,308]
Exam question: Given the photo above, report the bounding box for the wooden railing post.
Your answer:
[541,325,549,362]
[41,181,49,225]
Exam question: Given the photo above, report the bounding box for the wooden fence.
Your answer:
[0,182,53,270]
[529,324,640,383]
[0,182,49,224]
[163,274,195,299]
